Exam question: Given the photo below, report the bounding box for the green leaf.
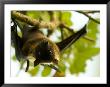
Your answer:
[58,61,66,72]
[68,22,100,74]
[26,11,41,19]
[40,11,50,22]
[61,11,72,26]
[41,66,51,77]
[87,20,99,40]
[69,47,100,74]
[12,55,16,61]
[28,66,39,76]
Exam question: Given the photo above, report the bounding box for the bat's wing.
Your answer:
[56,25,87,51]
[11,18,23,61]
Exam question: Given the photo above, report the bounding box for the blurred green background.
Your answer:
[11,11,100,77]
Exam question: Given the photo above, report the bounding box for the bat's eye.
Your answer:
[49,50,52,54]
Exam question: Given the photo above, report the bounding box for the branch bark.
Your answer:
[11,11,60,30]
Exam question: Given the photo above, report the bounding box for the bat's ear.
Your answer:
[56,25,87,51]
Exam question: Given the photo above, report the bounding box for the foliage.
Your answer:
[11,11,100,77]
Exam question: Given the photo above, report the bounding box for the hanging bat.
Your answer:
[11,18,86,72]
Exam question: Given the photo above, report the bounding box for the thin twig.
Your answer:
[61,23,75,33]
[60,28,64,40]
[83,36,95,42]
[83,11,100,14]
[76,11,100,24]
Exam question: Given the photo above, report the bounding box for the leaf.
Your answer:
[58,61,66,72]
[68,19,100,74]
[69,47,100,74]
[41,66,51,77]
[61,11,72,26]
[28,66,39,76]
[26,11,41,19]
[87,20,99,40]
[12,55,16,61]
[40,11,50,22]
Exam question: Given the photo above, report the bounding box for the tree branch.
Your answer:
[11,11,60,30]
[76,11,100,24]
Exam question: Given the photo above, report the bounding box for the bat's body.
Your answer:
[11,19,86,72]
[22,26,60,65]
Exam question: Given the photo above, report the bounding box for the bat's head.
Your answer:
[33,40,60,67]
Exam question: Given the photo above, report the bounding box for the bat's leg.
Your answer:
[25,60,29,72]
[56,25,87,51]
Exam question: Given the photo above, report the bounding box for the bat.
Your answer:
[11,18,86,72]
